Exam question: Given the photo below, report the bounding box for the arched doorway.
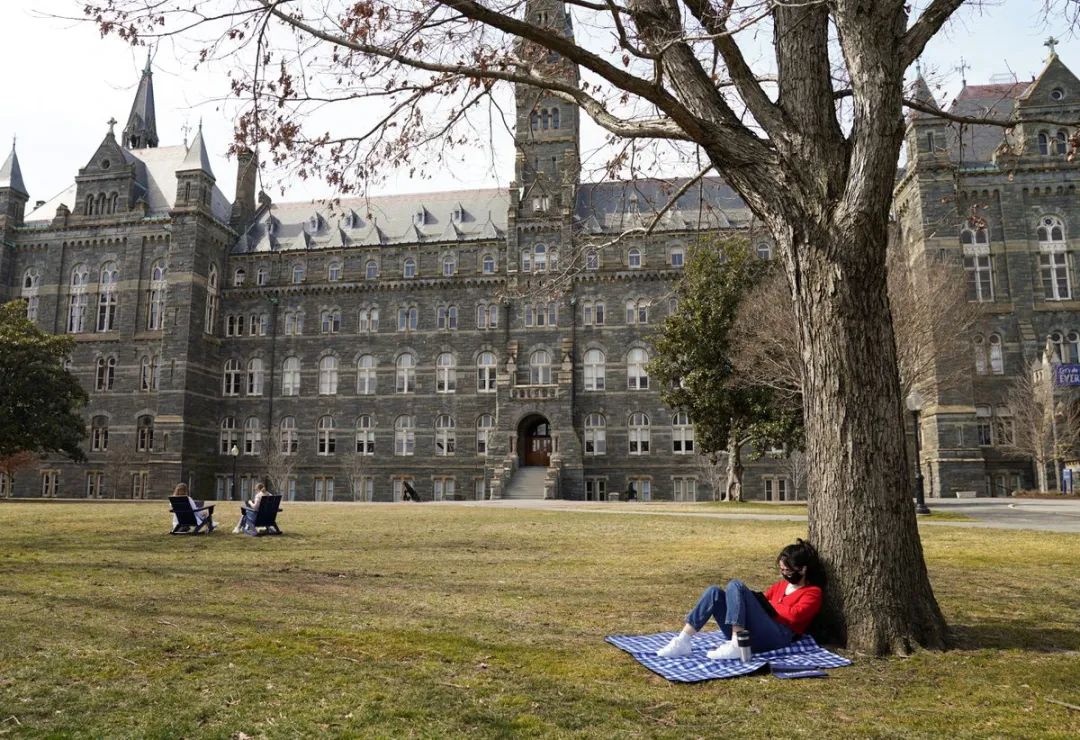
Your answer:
[518,414,552,467]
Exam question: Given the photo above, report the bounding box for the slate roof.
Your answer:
[945,81,1032,164]
[0,144,28,196]
[574,177,753,233]
[24,144,231,225]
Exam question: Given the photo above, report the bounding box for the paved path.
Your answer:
[466,497,1080,533]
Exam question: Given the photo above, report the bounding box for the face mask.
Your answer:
[781,570,803,584]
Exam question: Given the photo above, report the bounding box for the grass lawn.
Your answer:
[0,502,1076,738]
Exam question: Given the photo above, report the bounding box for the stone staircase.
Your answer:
[502,467,548,500]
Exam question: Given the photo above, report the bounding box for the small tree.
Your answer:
[1006,359,1080,492]
[261,427,298,498]
[344,451,371,501]
[0,451,37,496]
[694,452,727,502]
[0,301,87,461]
[650,238,803,501]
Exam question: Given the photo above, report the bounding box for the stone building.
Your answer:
[0,4,772,502]
[895,51,1080,497]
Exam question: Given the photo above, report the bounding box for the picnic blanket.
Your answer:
[605,632,851,683]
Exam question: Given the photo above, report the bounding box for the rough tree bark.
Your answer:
[724,432,744,503]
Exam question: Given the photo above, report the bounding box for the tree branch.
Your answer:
[900,0,968,68]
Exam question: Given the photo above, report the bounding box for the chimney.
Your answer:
[229,148,258,232]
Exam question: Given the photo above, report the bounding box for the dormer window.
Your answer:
[307,214,321,233]
[413,209,425,226]
[233,268,246,287]
[451,207,464,223]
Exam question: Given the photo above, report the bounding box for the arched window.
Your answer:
[1038,131,1050,156]
[436,352,456,393]
[541,109,550,130]
[205,264,219,333]
[147,262,166,330]
[282,356,300,396]
[21,267,40,321]
[403,257,417,278]
[442,253,457,277]
[989,334,1005,374]
[584,349,606,391]
[136,415,154,452]
[477,351,497,392]
[437,304,459,330]
[280,417,298,454]
[627,348,650,389]
[243,417,261,455]
[521,248,532,273]
[356,355,377,395]
[356,415,375,455]
[317,415,336,455]
[320,309,341,334]
[1049,331,1065,363]
[91,415,110,452]
[233,267,246,287]
[476,414,494,456]
[396,353,416,393]
[530,111,539,131]
[756,242,774,260]
[68,264,90,333]
[670,246,685,268]
[1056,130,1069,156]
[257,266,269,286]
[628,413,651,455]
[534,244,548,273]
[365,259,379,279]
[672,412,695,454]
[530,349,552,384]
[395,415,416,456]
[435,415,456,456]
[220,417,237,454]
[972,335,988,375]
[584,413,606,456]
[319,355,339,395]
[1038,216,1070,301]
[397,305,419,331]
[1067,331,1080,364]
[582,300,605,326]
[476,303,499,329]
[551,107,560,129]
[96,262,119,332]
[139,354,159,392]
[223,358,242,396]
[358,306,379,333]
[291,263,306,284]
[627,248,642,269]
[327,260,343,282]
[95,356,116,391]
[625,299,649,325]
[585,251,600,271]
[482,254,496,274]
[247,358,264,396]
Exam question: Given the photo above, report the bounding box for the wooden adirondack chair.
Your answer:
[240,494,283,536]
[169,497,215,535]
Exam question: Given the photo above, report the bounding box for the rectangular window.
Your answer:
[433,477,456,501]
[0,472,10,498]
[1040,252,1071,300]
[627,477,651,501]
[585,478,608,501]
[474,478,487,501]
[964,255,993,302]
[85,471,104,499]
[673,477,697,502]
[215,475,228,501]
[353,477,374,502]
[314,476,335,502]
[392,477,415,502]
[285,476,298,501]
[763,476,789,502]
[41,470,59,497]
[131,471,149,499]
[976,405,992,446]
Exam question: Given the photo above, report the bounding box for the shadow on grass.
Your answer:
[949,623,1080,652]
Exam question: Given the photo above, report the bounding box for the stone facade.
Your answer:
[894,54,1080,497]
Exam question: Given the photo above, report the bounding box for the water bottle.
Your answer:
[736,630,752,662]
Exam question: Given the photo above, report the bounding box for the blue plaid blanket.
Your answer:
[605,632,851,683]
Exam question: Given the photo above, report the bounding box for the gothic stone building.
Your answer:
[895,52,1080,497]
[0,6,770,503]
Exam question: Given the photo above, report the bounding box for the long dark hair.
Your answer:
[777,539,825,587]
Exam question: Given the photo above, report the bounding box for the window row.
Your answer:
[91,355,161,392]
[86,415,157,453]
[975,405,1014,447]
[235,253,501,288]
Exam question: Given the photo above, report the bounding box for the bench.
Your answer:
[169,496,215,535]
[241,494,283,536]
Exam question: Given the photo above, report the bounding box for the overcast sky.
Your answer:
[1,1,1075,209]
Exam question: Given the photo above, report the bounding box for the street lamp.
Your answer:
[230,444,240,501]
[905,390,931,515]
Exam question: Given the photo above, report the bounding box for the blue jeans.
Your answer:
[686,580,794,653]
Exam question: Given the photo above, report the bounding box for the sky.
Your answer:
[1,1,1076,210]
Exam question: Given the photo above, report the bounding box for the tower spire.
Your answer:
[122,50,158,149]
[0,138,28,197]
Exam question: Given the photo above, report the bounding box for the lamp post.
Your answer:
[905,390,931,515]
[230,444,240,501]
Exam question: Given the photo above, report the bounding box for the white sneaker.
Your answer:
[231,525,241,534]
[656,634,692,658]
[706,641,742,661]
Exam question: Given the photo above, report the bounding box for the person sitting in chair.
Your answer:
[655,539,825,660]
[171,483,213,532]
[233,483,270,534]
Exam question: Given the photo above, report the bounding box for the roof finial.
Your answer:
[181,118,191,148]
[144,46,153,73]
[955,57,969,87]
[915,58,923,78]
[107,117,118,136]
[11,134,15,151]
[1046,36,1060,58]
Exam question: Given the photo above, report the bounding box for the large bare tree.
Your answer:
[82,0,1052,653]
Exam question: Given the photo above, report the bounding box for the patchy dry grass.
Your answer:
[0,502,1075,738]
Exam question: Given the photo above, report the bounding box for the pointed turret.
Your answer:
[180,122,214,177]
[0,139,30,226]
[908,74,939,118]
[122,51,158,149]
[175,122,217,212]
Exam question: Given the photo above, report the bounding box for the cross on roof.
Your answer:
[107,117,118,135]
[955,58,969,86]
[1046,36,1060,56]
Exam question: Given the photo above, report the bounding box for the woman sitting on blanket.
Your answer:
[657,539,824,660]
[232,482,270,534]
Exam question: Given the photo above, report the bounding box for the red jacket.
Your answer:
[764,580,822,635]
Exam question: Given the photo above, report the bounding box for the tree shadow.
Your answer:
[948,622,1080,653]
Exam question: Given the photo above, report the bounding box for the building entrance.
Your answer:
[519,415,552,467]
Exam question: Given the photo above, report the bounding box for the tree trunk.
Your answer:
[725,433,743,503]
[783,218,948,655]
[1035,457,1048,493]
